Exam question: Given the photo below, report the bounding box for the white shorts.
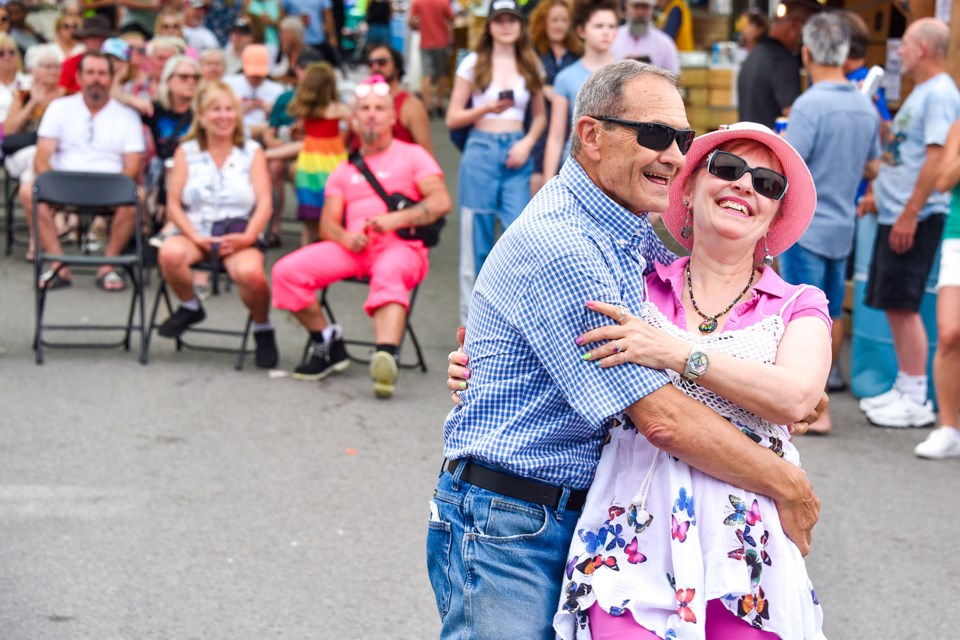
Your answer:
[938,238,960,289]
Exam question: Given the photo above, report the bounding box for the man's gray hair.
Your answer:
[570,60,678,157]
[801,12,850,66]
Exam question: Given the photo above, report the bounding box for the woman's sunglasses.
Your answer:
[354,82,390,98]
[706,150,788,200]
[592,116,695,155]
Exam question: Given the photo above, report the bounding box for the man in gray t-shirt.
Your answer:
[857,18,960,429]
[780,13,881,434]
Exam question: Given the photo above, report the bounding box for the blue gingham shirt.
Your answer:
[443,159,676,489]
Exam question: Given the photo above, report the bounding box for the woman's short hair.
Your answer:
[183,81,245,150]
[146,36,186,57]
[24,43,64,72]
[571,60,677,157]
[279,15,305,43]
[0,33,22,69]
[158,54,201,110]
[801,12,850,67]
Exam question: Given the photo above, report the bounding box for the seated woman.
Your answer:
[156,81,279,369]
[7,43,64,260]
[449,123,831,639]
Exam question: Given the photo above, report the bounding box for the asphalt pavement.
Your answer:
[1,120,959,640]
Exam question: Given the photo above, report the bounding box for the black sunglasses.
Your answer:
[367,57,390,66]
[707,150,788,200]
[592,116,695,155]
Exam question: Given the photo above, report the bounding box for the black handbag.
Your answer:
[348,152,445,247]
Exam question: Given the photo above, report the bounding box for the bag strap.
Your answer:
[349,152,393,209]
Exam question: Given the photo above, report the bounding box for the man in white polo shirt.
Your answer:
[25,51,145,291]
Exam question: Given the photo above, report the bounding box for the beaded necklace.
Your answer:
[685,263,756,333]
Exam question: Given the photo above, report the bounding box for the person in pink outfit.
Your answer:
[271,75,451,397]
[447,123,831,639]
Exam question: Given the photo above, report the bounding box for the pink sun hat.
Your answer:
[661,121,817,261]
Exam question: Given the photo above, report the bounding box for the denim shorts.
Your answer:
[777,243,847,318]
[426,463,579,640]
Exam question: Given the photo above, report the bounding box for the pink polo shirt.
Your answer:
[645,256,832,332]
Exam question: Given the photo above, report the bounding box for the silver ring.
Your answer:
[613,340,623,354]
[617,305,628,324]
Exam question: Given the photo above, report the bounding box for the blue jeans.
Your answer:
[426,463,579,640]
[778,243,846,318]
[457,130,533,324]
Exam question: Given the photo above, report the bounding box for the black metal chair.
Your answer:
[305,277,427,372]
[3,133,39,255]
[32,171,146,364]
[146,259,255,370]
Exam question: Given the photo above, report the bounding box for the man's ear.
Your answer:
[576,116,603,162]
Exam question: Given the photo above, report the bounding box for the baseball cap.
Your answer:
[488,0,523,20]
[242,44,270,76]
[230,16,253,34]
[296,48,325,69]
[101,37,131,62]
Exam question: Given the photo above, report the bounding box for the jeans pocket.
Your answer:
[426,513,453,619]
[479,497,548,540]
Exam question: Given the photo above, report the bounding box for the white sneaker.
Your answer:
[914,428,960,459]
[858,387,900,413]
[866,393,936,428]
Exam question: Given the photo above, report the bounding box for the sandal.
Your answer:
[95,270,127,292]
[39,269,72,291]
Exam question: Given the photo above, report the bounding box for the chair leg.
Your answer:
[137,253,147,364]
[145,271,167,363]
[34,256,44,364]
[235,314,253,370]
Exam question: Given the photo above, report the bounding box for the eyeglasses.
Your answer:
[131,46,146,55]
[706,150,788,200]
[60,23,79,31]
[173,72,200,81]
[592,116,695,155]
[0,49,17,58]
[161,22,181,30]
[366,57,390,67]
[354,82,390,98]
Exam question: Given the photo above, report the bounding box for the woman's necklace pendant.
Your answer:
[698,318,718,333]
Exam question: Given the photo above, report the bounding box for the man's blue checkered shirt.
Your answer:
[443,159,676,489]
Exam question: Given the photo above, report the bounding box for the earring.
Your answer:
[680,203,693,239]
[761,235,773,267]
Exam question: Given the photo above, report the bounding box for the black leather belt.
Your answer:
[445,459,588,511]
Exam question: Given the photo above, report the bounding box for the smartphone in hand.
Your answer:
[498,89,515,104]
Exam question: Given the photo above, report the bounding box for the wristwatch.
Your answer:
[681,344,709,381]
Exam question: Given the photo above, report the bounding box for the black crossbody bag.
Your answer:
[348,152,445,248]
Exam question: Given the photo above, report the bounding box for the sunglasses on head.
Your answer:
[706,150,788,200]
[354,81,390,98]
[366,56,390,67]
[592,116,695,155]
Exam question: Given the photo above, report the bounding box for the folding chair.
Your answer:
[32,171,146,364]
[3,133,37,255]
[146,260,255,371]
[309,277,428,372]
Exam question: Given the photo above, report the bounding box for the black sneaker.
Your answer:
[254,329,279,369]
[293,338,350,380]
[157,305,206,338]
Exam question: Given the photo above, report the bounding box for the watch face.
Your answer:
[688,351,708,375]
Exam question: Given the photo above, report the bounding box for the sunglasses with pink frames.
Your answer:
[354,82,390,98]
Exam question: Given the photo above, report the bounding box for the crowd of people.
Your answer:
[4,0,960,637]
